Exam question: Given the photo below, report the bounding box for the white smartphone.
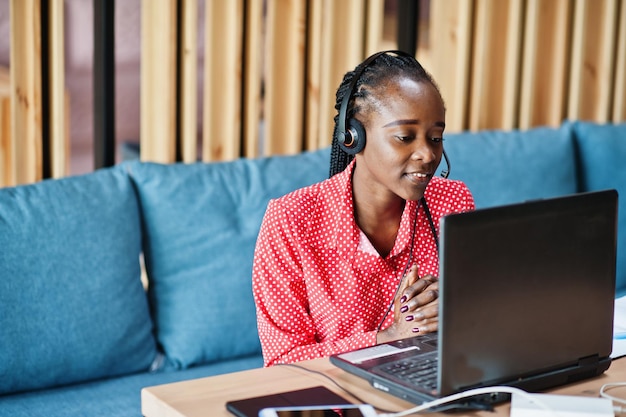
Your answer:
[258,404,378,417]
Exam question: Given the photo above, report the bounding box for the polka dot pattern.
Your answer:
[252,161,475,366]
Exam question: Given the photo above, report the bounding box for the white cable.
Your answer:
[376,386,562,417]
[601,382,626,405]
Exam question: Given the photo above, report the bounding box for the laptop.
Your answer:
[330,189,618,409]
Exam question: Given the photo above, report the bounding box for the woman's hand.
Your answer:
[377,264,439,343]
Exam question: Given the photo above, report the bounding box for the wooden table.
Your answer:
[142,356,626,417]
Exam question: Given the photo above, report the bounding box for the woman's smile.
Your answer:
[404,170,432,185]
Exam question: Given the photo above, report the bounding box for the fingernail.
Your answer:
[400,295,407,303]
[405,315,414,321]
[412,327,420,333]
[400,305,409,313]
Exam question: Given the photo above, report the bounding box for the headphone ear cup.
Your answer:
[339,118,367,155]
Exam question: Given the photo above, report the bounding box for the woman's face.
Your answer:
[353,77,446,203]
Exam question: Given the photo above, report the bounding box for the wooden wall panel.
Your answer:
[10,0,43,185]
[202,0,243,161]
[568,0,619,122]
[7,0,626,181]
[140,0,177,163]
[428,0,626,132]
[519,0,572,129]
[137,0,626,167]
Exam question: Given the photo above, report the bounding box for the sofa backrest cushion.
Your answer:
[438,125,578,209]
[127,148,330,370]
[0,166,157,395]
[571,121,626,296]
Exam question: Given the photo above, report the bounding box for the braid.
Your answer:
[328,51,441,178]
[329,140,353,178]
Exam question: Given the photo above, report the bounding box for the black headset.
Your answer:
[336,50,451,179]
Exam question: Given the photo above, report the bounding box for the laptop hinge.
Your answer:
[577,354,600,367]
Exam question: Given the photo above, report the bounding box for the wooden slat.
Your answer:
[10,0,42,185]
[429,0,473,133]
[519,0,572,129]
[242,0,263,158]
[501,0,524,129]
[264,0,306,155]
[64,92,70,172]
[518,0,539,129]
[179,0,198,163]
[0,68,8,92]
[140,0,177,163]
[48,0,67,178]
[613,0,626,122]
[0,96,10,187]
[568,0,618,122]
[304,0,323,151]
[0,66,11,187]
[318,0,366,150]
[468,0,523,131]
[364,0,385,56]
[597,0,620,122]
[317,0,334,150]
[202,0,243,161]
[467,0,491,131]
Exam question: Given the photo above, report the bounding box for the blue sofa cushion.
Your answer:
[0,355,263,417]
[127,148,330,369]
[0,167,157,395]
[439,125,578,209]
[571,121,626,296]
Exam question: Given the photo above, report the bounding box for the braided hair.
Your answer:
[329,52,441,177]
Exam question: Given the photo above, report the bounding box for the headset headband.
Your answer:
[337,50,415,145]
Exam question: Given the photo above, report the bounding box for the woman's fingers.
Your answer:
[400,278,439,310]
[403,302,438,322]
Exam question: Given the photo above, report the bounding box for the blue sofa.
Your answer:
[0,121,624,416]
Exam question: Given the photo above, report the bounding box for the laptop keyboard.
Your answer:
[377,354,439,390]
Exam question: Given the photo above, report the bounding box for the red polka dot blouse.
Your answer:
[252,160,475,366]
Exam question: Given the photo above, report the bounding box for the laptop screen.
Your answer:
[438,189,617,395]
